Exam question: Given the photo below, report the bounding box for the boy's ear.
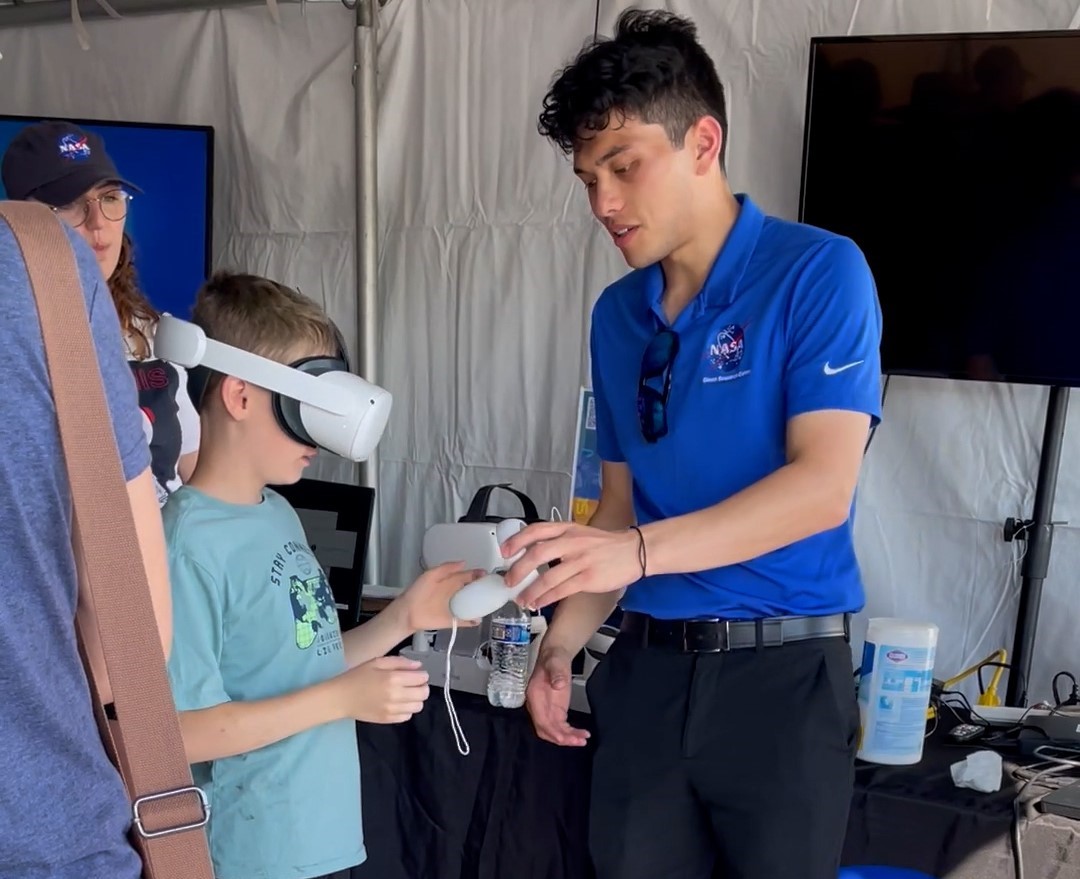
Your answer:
[220,376,252,421]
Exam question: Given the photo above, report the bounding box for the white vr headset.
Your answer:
[154,313,392,462]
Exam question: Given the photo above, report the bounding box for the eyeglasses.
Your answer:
[637,328,679,442]
[52,189,132,228]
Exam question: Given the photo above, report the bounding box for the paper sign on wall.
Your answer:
[568,387,602,524]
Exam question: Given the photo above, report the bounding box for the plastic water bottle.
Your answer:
[487,602,531,708]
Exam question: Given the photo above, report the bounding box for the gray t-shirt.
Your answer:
[0,218,151,878]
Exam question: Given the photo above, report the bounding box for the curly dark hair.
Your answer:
[537,9,728,169]
[109,233,159,361]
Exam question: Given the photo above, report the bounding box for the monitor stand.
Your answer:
[1003,384,1070,707]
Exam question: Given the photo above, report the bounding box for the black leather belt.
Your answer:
[619,611,850,653]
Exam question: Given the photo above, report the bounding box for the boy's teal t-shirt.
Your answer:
[163,486,365,879]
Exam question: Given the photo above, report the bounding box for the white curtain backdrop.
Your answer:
[1,0,1076,703]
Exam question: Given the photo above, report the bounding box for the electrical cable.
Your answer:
[977,661,1012,696]
[935,668,1080,879]
[1010,745,1080,879]
[1052,671,1079,707]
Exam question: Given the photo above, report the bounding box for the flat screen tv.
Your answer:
[0,114,213,320]
[799,31,1080,387]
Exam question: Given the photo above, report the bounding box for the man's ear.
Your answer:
[219,376,251,421]
[689,115,724,173]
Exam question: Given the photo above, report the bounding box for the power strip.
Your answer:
[976,705,1053,724]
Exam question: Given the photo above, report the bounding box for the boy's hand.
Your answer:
[336,655,431,724]
[398,561,485,632]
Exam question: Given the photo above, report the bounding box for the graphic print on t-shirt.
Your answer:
[129,358,183,498]
[270,540,342,654]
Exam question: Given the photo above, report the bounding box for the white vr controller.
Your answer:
[421,518,540,620]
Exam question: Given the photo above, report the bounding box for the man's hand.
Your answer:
[334,655,431,724]
[501,522,641,610]
[526,645,590,747]
[398,561,486,631]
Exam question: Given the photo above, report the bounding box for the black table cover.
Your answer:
[353,688,1080,879]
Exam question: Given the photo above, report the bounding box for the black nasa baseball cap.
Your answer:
[1,121,142,207]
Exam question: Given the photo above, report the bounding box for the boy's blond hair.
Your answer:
[192,271,344,401]
[193,270,342,362]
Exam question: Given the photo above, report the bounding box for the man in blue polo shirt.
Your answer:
[502,10,882,879]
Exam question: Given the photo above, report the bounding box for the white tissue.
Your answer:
[950,750,1003,793]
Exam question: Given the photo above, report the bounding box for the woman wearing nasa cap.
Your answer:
[2,120,200,505]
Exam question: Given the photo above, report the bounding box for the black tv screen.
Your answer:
[799,31,1080,387]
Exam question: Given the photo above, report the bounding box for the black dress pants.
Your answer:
[585,632,859,879]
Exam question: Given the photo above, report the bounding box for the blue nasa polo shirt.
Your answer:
[590,194,882,621]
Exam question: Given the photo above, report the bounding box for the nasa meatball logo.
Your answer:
[703,323,751,384]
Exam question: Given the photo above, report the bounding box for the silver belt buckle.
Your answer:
[683,619,730,653]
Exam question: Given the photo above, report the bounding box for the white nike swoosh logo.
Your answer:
[823,360,864,376]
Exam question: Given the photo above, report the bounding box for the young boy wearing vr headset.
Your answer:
[161,271,480,879]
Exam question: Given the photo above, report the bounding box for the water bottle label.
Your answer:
[490,621,530,645]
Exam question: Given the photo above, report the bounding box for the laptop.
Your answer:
[272,478,374,631]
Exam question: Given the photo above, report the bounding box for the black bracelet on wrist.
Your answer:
[628,525,648,579]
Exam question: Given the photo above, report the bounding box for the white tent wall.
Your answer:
[0,5,364,474]
[1,0,1076,704]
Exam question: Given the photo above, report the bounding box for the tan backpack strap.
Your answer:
[0,201,214,879]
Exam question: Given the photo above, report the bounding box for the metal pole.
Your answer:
[355,0,381,588]
[1006,385,1070,707]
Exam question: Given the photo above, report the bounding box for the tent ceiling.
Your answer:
[0,0,305,27]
